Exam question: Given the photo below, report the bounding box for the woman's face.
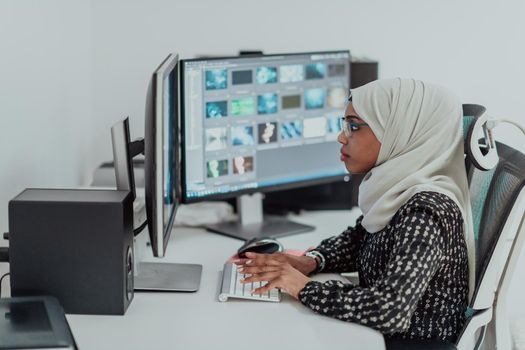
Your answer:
[338,103,381,174]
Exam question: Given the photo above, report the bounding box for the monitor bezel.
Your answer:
[179,50,351,204]
[145,53,179,257]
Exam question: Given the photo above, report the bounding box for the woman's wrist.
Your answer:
[292,275,312,300]
[304,250,325,273]
[304,255,319,275]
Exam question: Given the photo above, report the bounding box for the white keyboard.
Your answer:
[218,263,281,302]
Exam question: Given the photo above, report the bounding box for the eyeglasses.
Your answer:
[340,117,368,137]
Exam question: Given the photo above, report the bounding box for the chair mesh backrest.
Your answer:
[468,167,496,244]
[468,141,525,299]
[463,115,476,141]
[463,104,489,244]
[459,105,524,341]
[462,104,525,306]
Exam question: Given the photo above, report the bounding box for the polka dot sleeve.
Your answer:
[299,207,445,334]
[312,216,367,273]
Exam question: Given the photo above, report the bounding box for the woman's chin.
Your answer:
[342,156,363,174]
[343,161,354,174]
[344,161,366,174]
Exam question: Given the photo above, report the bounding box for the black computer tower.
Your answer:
[8,189,134,315]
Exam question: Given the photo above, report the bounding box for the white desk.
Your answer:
[67,209,386,350]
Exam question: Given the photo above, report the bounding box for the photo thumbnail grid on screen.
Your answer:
[181,51,350,199]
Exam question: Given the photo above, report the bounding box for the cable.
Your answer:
[134,220,147,236]
[0,273,9,298]
[499,119,525,135]
[486,118,525,135]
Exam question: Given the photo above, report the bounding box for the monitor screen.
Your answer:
[180,51,350,202]
[162,67,177,229]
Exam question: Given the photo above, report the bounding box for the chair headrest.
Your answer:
[463,104,499,171]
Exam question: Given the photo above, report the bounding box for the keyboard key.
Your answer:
[219,263,281,302]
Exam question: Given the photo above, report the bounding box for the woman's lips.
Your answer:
[340,150,350,161]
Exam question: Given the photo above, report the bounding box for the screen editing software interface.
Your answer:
[181,51,350,200]
[162,67,177,229]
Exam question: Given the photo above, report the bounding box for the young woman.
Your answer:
[234,78,475,343]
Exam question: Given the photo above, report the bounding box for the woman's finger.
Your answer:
[238,265,281,274]
[251,281,277,295]
[244,252,262,259]
[244,254,286,267]
[232,258,250,265]
[241,271,280,284]
[245,252,286,261]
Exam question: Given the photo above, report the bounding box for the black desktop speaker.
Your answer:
[8,189,134,315]
[263,58,377,213]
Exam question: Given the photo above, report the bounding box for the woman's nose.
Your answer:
[337,131,348,145]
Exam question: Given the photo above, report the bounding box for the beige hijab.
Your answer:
[351,78,475,301]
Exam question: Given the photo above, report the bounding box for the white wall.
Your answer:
[1,0,524,330]
[89,0,525,169]
[0,0,92,286]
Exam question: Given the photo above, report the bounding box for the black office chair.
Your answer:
[386,104,525,350]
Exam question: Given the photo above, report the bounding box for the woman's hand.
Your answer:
[239,251,318,275]
[234,252,313,299]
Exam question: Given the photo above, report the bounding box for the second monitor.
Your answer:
[180,51,351,240]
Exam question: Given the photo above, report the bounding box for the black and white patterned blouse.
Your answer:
[299,191,469,343]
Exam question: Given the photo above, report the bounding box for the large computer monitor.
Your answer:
[143,53,179,258]
[112,53,202,292]
[180,50,351,240]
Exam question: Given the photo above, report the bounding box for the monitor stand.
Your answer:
[206,193,314,241]
[131,231,202,292]
[111,118,202,293]
[134,262,202,292]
